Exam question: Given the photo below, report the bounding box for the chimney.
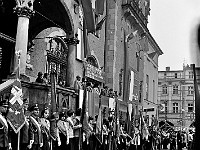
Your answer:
[166,67,170,71]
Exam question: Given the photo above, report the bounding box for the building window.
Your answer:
[188,86,194,95]
[162,85,168,94]
[173,103,178,113]
[189,72,193,79]
[173,85,179,94]
[188,103,193,112]
[175,73,177,78]
[164,72,167,78]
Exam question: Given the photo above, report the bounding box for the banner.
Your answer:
[7,79,25,133]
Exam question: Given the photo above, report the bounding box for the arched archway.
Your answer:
[29,0,73,39]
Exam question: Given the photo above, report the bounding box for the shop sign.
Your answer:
[85,63,104,82]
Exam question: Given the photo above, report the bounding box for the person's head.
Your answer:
[43,73,48,78]
[88,116,93,124]
[0,100,9,115]
[59,112,66,121]
[41,107,49,119]
[67,109,74,117]
[30,104,40,116]
[76,75,81,81]
[23,98,29,110]
[37,72,43,78]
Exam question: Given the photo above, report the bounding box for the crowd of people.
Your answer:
[0,96,197,150]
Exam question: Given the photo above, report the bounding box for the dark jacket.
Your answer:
[29,115,43,145]
[0,114,9,147]
[20,120,29,144]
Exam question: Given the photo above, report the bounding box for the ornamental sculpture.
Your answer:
[14,0,35,18]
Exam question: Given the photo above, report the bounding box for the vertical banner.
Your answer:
[50,71,57,140]
[79,89,84,108]
[129,71,134,101]
[109,98,115,111]
[7,79,25,133]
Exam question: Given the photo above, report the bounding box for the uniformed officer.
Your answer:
[28,104,43,150]
[20,98,30,150]
[0,100,11,150]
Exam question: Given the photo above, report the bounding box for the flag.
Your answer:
[83,19,91,58]
[96,15,106,31]
[81,85,91,135]
[6,79,25,133]
[96,99,102,134]
[96,96,103,143]
[114,98,120,137]
[95,0,105,15]
[124,106,131,135]
[139,111,149,140]
[80,0,95,33]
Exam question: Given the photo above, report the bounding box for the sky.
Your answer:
[148,0,200,71]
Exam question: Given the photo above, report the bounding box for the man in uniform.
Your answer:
[20,98,30,150]
[28,104,43,150]
[0,100,11,150]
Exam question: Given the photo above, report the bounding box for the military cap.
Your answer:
[30,104,39,112]
[59,111,66,119]
[23,98,29,104]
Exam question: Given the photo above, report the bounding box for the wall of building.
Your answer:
[158,66,195,128]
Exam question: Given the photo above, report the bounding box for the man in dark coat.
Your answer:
[28,104,43,150]
[20,98,30,150]
[0,100,11,150]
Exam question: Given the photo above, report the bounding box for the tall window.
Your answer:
[173,103,178,113]
[188,103,193,112]
[189,72,193,79]
[162,85,168,94]
[173,84,179,94]
[175,73,177,78]
[188,86,194,95]
[146,74,149,100]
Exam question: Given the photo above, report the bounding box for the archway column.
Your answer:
[65,37,79,87]
[13,0,34,76]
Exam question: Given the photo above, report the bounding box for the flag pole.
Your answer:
[16,50,21,150]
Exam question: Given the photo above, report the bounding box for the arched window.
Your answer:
[87,56,98,68]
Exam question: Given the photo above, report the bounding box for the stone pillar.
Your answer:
[65,37,79,87]
[13,0,34,75]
